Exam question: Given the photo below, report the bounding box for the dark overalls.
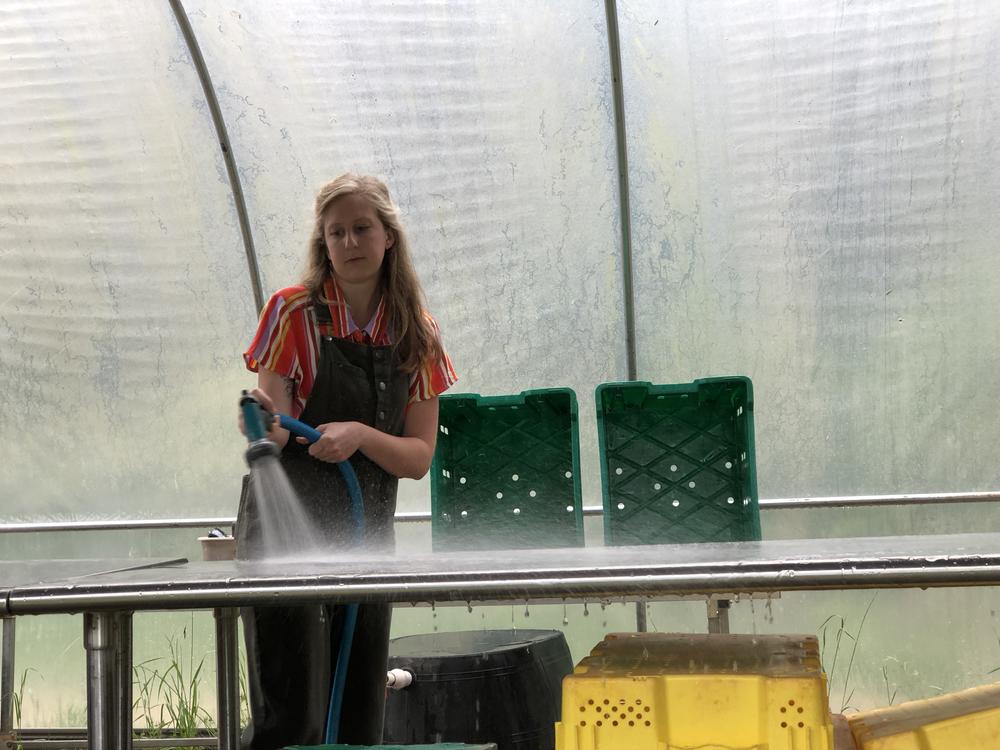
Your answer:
[235,301,408,749]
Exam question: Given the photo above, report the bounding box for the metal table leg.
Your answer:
[634,601,648,632]
[1,616,14,737]
[707,597,730,634]
[85,612,116,750]
[85,611,133,750]
[214,608,240,750]
[114,613,133,750]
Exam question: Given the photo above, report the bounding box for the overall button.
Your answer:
[378,410,386,421]
[374,350,384,361]
[378,381,386,391]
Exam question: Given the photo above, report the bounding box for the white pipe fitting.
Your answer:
[386,667,414,690]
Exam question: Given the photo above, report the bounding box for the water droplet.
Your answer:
[583,603,590,617]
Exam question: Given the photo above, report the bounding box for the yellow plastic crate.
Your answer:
[555,633,834,750]
[849,682,1000,749]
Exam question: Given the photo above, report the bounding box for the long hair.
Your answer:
[302,173,438,373]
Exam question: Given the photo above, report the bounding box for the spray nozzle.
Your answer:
[240,390,279,466]
[240,390,276,442]
[240,390,329,467]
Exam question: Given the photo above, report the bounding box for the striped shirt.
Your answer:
[243,278,458,418]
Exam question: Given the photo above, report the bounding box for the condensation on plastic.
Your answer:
[618,0,1000,499]
[182,0,626,511]
[0,0,257,518]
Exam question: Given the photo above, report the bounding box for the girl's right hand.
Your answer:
[247,387,277,414]
[240,369,294,449]
[237,388,281,440]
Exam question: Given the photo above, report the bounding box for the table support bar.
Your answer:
[1,616,14,734]
[214,608,240,750]
[85,612,132,750]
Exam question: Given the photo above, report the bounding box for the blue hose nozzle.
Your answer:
[240,390,271,443]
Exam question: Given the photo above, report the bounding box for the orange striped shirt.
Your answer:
[243,278,458,418]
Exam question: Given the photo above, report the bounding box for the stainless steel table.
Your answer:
[0,559,186,750]
[6,534,1000,750]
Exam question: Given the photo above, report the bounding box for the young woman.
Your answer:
[236,173,457,748]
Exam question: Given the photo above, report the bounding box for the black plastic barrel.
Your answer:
[383,629,573,750]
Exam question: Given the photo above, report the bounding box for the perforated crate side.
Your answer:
[431,389,584,551]
[556,671,833,750]
[596,376,760,546]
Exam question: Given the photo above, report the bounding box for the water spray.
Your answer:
[239,390,363,743]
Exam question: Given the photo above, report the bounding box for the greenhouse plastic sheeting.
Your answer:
[0,0,625,519]
[0,0,256,518]
[619,0,1000,499]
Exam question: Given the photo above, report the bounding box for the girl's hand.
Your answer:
[237,387,281,440]
[248,387,277,414]
[301,421,365,463]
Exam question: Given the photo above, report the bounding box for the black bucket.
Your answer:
[383,629,573,750]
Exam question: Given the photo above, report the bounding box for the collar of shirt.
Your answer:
[322,277,390,344]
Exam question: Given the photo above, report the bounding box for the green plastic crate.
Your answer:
[431,389,584,551]
[595,376,760,545]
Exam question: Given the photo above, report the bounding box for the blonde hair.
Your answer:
[302,173,438,373]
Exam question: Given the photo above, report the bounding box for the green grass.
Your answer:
[10,667,39,750]
[818,593,877,713]
[10,614,249,746]
[132,617,216,750]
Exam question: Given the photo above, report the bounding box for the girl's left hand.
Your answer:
[301,421,364,463]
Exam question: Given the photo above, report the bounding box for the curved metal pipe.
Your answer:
[603,0,637,380]
[167,0,265,313]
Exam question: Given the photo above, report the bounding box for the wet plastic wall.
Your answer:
[620,0,1000,499]
[1,0,623,521]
